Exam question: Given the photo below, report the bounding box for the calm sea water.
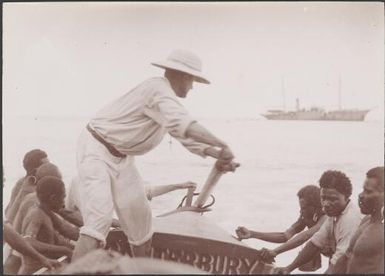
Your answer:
[2,116,384,273]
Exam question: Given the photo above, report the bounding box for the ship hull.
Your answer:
[262,109,370,121]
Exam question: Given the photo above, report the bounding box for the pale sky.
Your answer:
[3,2,384,119]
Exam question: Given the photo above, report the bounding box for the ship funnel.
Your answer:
[296,98,300,111]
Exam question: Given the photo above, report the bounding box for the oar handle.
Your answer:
[194,166,224,208]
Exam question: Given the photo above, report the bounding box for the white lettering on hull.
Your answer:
[150,247,262,274]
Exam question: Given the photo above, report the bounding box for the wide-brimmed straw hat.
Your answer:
[151,49,210,84]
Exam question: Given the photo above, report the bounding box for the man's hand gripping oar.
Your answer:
[194,147,240,209]
[157,147,239,217]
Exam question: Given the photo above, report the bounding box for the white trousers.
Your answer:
[76,129,153,246]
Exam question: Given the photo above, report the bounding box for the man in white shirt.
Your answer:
[274,170,362,274]
[73,49,237,260]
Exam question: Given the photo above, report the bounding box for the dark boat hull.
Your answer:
[106,212,275,274]
[107,231,274,274]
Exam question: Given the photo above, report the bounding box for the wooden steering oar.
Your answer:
[193,159,240,208]
[157,156,240,217]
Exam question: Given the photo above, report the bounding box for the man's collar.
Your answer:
[333,199,351,221]
[341,199,351,215]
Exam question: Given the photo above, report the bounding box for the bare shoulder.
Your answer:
[24,192,37,201]
[359,215,371,226]
[15,177,25,187]
[366,221,384,234]
[10,177,25,195]
[353,220,384,248]
[20,194,38,209]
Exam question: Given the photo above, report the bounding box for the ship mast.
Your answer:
[282,75,286,111]
[338,74,342,110]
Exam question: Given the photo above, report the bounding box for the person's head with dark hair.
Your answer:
[358,166,384,217]
[36,163,62,182]
[23,149,49,176]
[36,176,65,211]
[319,170,352,217]
[366,167,384,192]
[319,170,352,197]
[297,185,323,221]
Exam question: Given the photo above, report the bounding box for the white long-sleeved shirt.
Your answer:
[89,77,209,157]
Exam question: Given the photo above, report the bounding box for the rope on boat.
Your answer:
[177,192,216,210]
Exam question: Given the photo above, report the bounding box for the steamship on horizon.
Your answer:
[261,76,370,121]
[261,99,370,121]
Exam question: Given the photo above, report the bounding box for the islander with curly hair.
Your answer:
[235,185,326,271]
[275,170,362,274]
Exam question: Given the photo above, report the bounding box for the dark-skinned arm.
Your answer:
[5,178,24,217]
[6,191,25,223]
[24,233,72,259]
[53,231,75,250]
[25,238,72,259]
[57,209,84,227]
[147,182,197,199]
[253,230,292,243]
[22,211,72,258]
[49,211,79,241]
[57,208,120,229]
[3,222,59,270]
[236,226,295,243]
[6,178,35,223]
[284,241,320,273]
[273,215,326,255]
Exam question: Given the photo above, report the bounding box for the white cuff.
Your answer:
[127,228,154,246]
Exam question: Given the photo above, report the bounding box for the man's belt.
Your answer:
[86,124,126,158]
